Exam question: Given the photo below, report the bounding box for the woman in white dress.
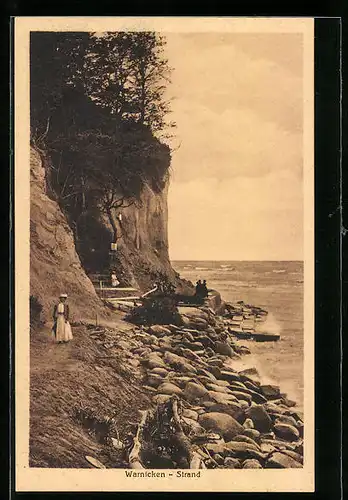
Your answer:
[52,293,73,343]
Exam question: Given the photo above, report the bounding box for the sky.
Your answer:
[165,33,304,261]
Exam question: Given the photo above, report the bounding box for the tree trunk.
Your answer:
[106,206,118,243]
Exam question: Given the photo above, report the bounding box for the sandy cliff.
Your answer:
[30,147,105,322]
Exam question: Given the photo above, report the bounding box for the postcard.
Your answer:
[15,16,314,492]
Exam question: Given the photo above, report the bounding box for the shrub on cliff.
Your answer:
[126,295,182,326]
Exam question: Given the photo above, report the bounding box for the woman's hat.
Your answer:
[59,293,68,298]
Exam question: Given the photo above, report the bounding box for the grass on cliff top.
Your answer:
[29,321,151,468]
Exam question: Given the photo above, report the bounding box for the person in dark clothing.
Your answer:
[201,280,209,298]
[195,280,203,297]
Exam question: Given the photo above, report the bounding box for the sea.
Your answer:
[172,260,304,412]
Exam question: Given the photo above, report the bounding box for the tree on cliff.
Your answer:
[79,32,175,135]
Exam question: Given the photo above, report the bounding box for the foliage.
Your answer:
[30,31,173,246]
[126,295,182,326]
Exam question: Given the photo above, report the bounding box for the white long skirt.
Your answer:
[53,315,73,342]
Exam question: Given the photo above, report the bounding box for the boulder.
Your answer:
[214,342,234,357]
[208,358,225,368]
[143,353,167,369]
[163,352,197,374]
[244,380,263,393]
[232,434,261,450]
[184,341,205,352]
[243,459,263,469]
[198,412,244,441]
[266,452,302,469]
[149,325,172,337]
[182,409,199,421]
[274,423,300,442]
[205,347,215,357]
[157,382,183,396]
[208,366,222,379]
[224,441,265,461]
[196,368,217,381]
[243,428,261,443]
[274,414,298,427]
[224,457,242,469]
[195,335,215,348]
[146,374,164,388]
[150,367,168,377]
[239,367,261,385]
[281,450,304,465]
[170,376,196,389]
[245,405,272,433]
[206,383,230,394]
[260,443,276,454]
[260,384,281,400]
[206,403,245,423]
[184,382,210,401]
[205,443,228,455]
[208,391,238,405]
[230,391,252,403]
[219,370,242,384]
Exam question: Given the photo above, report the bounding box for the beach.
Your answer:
[173,260,304,412]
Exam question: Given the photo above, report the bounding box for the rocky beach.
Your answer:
[30,291,304,470]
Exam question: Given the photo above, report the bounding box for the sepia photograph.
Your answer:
[15,17,314,492]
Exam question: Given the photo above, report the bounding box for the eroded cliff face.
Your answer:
[109,181,180,291]
[30,147,105,322]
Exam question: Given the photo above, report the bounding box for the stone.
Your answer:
[260,443,276,454]
[157,382,183,396]
[224,457,242,469]
[239,368,261,385]
[230,391,252,403]
[274,414,298,427]
[214,342,234,357]
[206,403,245,423]
[184,382,210,401]
[244,380,262,393]
[208,366,222,379]
[150,367,168,377]
[219,370,241,384]
[224,441,265,461]
[146,374,164,388]
[281,450,304,465]
[196,335,215,348]
[208,391,238,405]
[182,331,195,342]
[245,405,272,433]
[266,452,302,469]
[196,368,217,381]
[243,459,263,469]
[182,409,199,421]
[205,347,215,357]
[198,412,244,441]
[184,341,205,352]
[205,443,228,455]
[260,384,281,400]
[243,418,254,429]
[149,325,172,337]
[206,383,229,394]
[208,358,225,368]
[274,423,300,442]
[232,434,261,450]
[163,352,197,374]
[243,428,261,443]
[143,353,167,369]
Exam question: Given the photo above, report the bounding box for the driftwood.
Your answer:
[128,410,150,469]
[171,398,203,469]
